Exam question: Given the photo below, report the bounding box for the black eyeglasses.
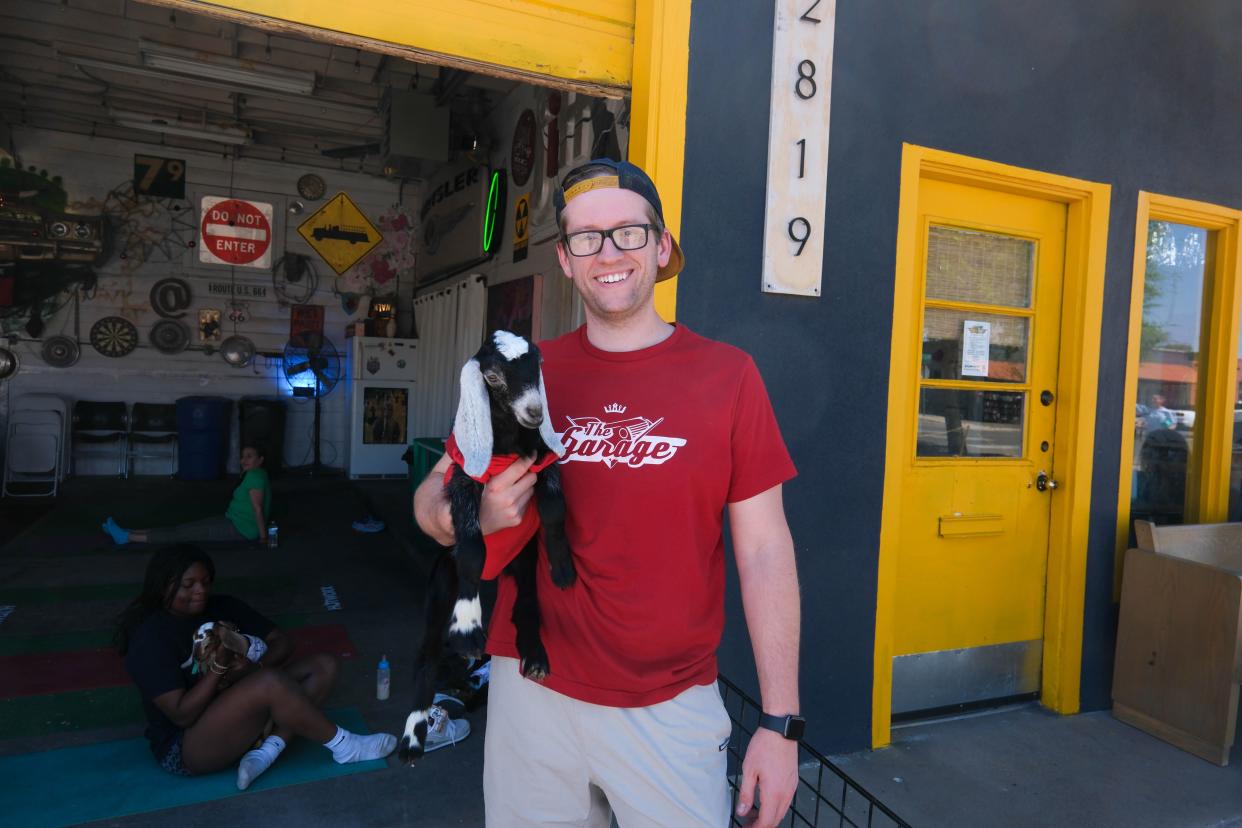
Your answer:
[563,224,656,257]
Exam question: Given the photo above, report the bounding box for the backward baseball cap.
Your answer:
[554,158,685,282]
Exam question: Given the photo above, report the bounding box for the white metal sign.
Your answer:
[761,0,836,296]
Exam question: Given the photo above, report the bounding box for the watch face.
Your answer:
[785,716,806,740]
[297,173,326,201]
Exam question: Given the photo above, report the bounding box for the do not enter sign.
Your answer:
[199,196,274,269]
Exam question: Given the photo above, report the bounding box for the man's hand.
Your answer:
[478,456,537,535]
[735,728,799,827]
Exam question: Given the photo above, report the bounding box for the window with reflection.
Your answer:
[1131,221,1207,525]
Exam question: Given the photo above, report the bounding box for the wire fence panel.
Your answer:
[719,675,912,828]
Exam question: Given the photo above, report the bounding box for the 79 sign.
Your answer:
[761,0,836,296]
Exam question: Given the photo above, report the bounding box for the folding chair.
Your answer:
[128,403,178,476]
[72,401,129,478]
[4,394,68,497]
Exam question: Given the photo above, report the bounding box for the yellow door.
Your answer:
[889,178,1067,715]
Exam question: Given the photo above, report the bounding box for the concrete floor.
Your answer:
[829,703,1242,828]
[6,476,1242,827]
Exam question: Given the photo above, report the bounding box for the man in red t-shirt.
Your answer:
[415,159,801,828]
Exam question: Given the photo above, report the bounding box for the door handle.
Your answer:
[1036,471,1059,492]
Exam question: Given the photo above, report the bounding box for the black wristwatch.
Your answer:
[758,712,806,741]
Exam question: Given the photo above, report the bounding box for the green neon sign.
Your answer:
[482,170,501,253]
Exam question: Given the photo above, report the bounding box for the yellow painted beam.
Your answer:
[630,0,691,322]
[146,0,634,92]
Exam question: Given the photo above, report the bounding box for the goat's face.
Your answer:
[477,331,545,430]
[454,330,564,478]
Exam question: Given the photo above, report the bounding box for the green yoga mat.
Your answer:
[0,708,389,828]
[0,612,319,657]
[0,686,143,739]
[0,576,286,606]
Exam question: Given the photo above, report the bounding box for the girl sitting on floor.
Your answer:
[104,444,271,546]
[114,544,397,787]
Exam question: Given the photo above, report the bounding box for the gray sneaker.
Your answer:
[424,704,470,752]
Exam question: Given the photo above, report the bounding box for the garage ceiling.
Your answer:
[0,0,519,177]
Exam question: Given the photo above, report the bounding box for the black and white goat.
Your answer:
[399,330,575,763]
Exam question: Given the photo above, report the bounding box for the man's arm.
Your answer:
[729,483,800,828]
[412,452,539,546]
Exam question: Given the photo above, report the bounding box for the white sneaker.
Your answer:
[424,704,470,752]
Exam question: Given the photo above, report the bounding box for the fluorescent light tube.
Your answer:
[110,109,251,145]
[140,40,315,96]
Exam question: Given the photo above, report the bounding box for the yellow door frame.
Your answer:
[144,0,691,320]
[1113,193,1242,595]
[874,144,1110,747]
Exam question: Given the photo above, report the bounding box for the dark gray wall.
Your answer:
[680,0,1242,753]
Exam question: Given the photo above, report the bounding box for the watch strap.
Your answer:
[757,711,805,740]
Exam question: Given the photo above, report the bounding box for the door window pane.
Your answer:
[918,389,1025,457]
[1132,221,1206,525]
[922,309,1029,383]
[925,226,1034,308]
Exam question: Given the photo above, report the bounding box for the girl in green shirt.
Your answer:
[104,445,272,546]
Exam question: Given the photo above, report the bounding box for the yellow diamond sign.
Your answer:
[297,192,383,275]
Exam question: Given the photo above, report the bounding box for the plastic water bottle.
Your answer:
[267,520,278,549]
[376,654,390,700]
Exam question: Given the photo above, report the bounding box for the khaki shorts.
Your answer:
[483,656,732,828]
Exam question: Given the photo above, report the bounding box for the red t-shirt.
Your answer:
[486,324,796,707]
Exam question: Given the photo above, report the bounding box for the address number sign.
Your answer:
[761,0,836,296]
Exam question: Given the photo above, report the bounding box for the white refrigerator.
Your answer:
[346,336,418,477]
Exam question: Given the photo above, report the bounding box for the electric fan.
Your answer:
[282,332,342,474]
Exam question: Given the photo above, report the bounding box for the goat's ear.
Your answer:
[454,358,493,477]
[537,367,565,457]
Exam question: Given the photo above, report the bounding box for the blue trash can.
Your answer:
[176,396,232,480]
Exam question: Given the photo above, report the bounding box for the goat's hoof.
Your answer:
[550,558,577,589]
[519,645,551,681]
[519,655,548,685]
[447,627,487,659]
[398,712,429,765]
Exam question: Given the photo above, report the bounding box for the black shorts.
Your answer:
[159,732,193,777]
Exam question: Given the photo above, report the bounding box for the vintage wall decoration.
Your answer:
[297,173,326,201]
[290,303,325,340]
[227,301,250,324]
[206,281,267,298]
[149,277,193,318]
[198,309,222,341]
[133,155,186,200]
[512,194,530,263]
[344,206,415,294]
[40,335,80,368]
[199,197,274,270]
[511,109,537,187]
[149,319,190,354]
[104,181,195,265]
[297,192,383,275]
[220,335,256,368]
[89,316,138,358]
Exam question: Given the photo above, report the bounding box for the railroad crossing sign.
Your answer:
[297,192,383,275]
[199,196,273,268]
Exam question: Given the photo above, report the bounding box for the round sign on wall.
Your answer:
[511,109,536,188]
[198,196,273,269]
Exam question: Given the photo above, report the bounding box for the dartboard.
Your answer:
[90,316,139,358]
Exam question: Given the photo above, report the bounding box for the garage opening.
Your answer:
[0,0,630,477]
